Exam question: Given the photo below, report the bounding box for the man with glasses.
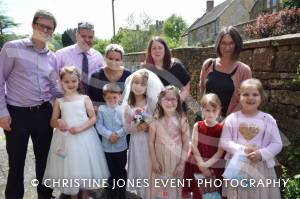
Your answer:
[55,22,104,94]
[0,10,60,199]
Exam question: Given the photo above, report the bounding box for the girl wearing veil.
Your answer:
[123,69,164,199]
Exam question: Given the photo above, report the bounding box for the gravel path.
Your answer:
[0,128,141,199]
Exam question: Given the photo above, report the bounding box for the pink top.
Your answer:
[220,111,283,168]
[199,59,252,115]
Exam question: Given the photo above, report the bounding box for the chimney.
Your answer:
[206,0,214,12]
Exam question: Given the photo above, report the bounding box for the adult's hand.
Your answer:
[0,116,12,131]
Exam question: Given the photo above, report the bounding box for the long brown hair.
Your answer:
[127,70,149,106]
[145,36,172,70]
[153,85,183,119]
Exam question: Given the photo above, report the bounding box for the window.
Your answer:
[266,0,278,12]
[272,0,278,12]
[266,0,271,8]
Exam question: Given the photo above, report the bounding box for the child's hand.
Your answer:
[198,165,213,178]
[201,161,212,169]
[244,145,256,154]
[152,161,162,174]
[137,123,149,132]
[57,119,68,131]
[109,132,119,144]
[203,168,213,178]
[173,162,185,176]
[247,150,262,163]
[69,127,81,134]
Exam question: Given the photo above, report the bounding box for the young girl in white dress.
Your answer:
[123,69,164,199]
[43,66,109,199]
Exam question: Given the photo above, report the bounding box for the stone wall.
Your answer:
[124,33,300,147]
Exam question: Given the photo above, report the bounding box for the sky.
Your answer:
[3,0,226,39]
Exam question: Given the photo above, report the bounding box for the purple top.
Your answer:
[55,44,104,81]
[220,111,283,168]
[0,38,61,117]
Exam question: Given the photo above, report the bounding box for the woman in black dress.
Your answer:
[198,26,252,120]
[142,36,191,111]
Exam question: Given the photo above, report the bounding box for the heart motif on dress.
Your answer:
[239,123,260,140]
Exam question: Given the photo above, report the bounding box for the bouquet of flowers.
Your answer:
[127,108,152,125]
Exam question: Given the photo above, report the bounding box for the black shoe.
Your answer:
[116,191,126,199]
[58,193,70,199]
[106,190,117,199]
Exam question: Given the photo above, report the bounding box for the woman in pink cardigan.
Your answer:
[199,26,252,119]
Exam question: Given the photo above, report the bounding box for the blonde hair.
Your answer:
[200,93,222,110]
[128,70,149,106]
[239,78,265,102]
[105,44,125,58]
[102,83,121,96]
[59,66,83,93]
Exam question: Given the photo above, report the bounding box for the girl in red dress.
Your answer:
[182,93,225,199]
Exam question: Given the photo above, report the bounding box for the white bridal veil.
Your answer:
[122,68,164,114]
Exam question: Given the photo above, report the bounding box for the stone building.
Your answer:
[183,0,282,46]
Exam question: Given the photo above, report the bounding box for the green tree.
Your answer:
[162,14,187,48]
[0,1,21,48]
[0,15,19,35]
[114,28,125,44]
[0,33,24,48]
[61,28,76,47]
[49,33,63,52]
[93,38,110,54]
[120,30,151,53]
[116,12,154,53]
[282,0,300,8]
[0,1,19,35]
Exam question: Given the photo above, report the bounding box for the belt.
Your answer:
[7,102,50,111]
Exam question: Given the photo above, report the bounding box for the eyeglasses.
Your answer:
[35,22,54,33]
[162,97,177,102]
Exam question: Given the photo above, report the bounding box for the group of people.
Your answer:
[0,9,283,199]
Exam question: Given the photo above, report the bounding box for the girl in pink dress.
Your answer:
[149,86,189,199]
[182,93,224,199]
[220,78,283,199]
